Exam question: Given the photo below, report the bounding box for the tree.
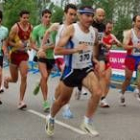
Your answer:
[80,0,94,6]
[3,0,39,29]
[51,5,64,23]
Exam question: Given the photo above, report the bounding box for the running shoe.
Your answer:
[18,101,27,110]
[100,98,110,108]
[33,82,40,95]
[80,121,99,137]
[45,117,55,136]
[43,101,50,112]
[134,88,140,102]
[120,94,126,106]
[62,108,74,119]
[4,77,9,89]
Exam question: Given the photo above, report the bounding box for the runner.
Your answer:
[92,8,111,107]
[45,6,102,136]
[41,4,77,118]
[4,10,32,109]
[31,9,54,112]
[0,10,8,104]
[120,15,140,106]
[98,21,121,107]
[92,8,105,34]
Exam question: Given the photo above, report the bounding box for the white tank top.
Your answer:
[65,23,96,69]
[131,29,140,56]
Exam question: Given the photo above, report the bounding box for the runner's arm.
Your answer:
[41,23,59,51]
[123,30,133,50]
[2,28,9,56]
[30,37,39,52]
[8,24,19,47]
[111,34,122,47]
[54,25,88,55]
[93,29,99,64]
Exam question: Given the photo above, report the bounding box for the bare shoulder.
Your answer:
[123,29,131,38]
[10,23,18,33]
[63,24,74,37]
[49,23,60,32]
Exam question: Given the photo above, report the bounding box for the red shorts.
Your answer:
[124,55,140,71]
[105,62,111,70]
[55,58,65,70]
[105,55,111,70]
[10,51,29,66]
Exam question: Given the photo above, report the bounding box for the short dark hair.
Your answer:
[132,15,140,22]
[64,3,77,13]
[19,10,30,17]
[0,10,3,20]
[41,9,52,17]
[105,20,113,26]
[79,5,93,10]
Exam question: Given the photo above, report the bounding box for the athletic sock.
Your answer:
[84,116,91,124]
[63,104,70,111]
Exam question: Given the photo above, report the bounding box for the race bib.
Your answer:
[98,32,104,41]
[75,49,92,68]
[132,47,140,56]
[79,51,91,62]
[100,45,109,56]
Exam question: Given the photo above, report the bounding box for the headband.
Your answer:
[78,9,94,14]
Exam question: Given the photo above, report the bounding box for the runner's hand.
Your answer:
[136,43,140,49]
[75,43,88,53]
[37,49,46,58]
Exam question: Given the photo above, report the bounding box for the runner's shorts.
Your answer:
[10,51,29,66]
[61,66,93,87]
[125,55,140,71]
[38,57,55,70]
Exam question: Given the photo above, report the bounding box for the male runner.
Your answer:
[120,15,140,106]
[45,6,102,136]
[4,10,32,109]
[40,3,77,118]
[0,10,8,104]
[31,9,54,112]
[98,21,121,107]
[92,8,111,107]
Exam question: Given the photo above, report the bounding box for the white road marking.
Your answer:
[27,109,86,135]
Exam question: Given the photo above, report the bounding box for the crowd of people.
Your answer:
[0,3,140,137]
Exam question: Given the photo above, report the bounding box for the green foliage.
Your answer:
[3,0,39,29]
[80,0,94,6]
[113,15,132,42]
[51,6,64,23]
[1,0,138,42]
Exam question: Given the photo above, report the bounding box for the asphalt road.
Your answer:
[0,68,140,140]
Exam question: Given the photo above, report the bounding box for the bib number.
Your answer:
[79,53,90,62]
[98,32,104,41]
[132,48,140,56]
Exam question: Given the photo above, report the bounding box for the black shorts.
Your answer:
[98,55,109,64]
[0,56,3,68]
[33,56,38,62]
[37,57,55,70]
[61,66,93,87]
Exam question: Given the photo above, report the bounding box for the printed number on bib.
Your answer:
[79,53,90,62]
[132,48,140,56]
